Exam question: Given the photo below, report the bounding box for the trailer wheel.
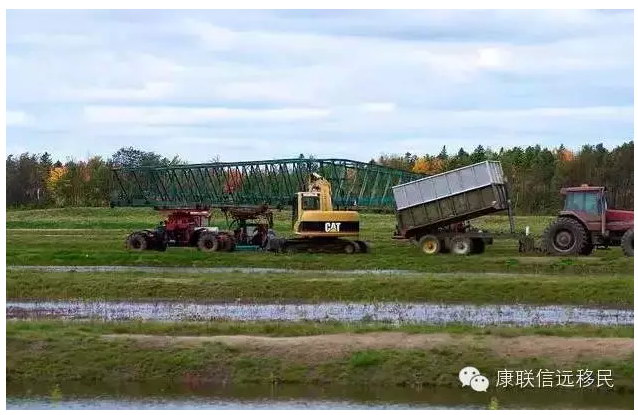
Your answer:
[126,233,148,251]
[197,232,220,252]
[621,229,633,257]
[471,238,485,254]
[450,236,473,255]
[418,235,441,255]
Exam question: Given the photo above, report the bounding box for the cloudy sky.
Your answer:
[6,9,634,163]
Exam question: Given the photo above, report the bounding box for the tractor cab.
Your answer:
[560,185,633,234]
[542,184,633,256]
[560,185,606,228]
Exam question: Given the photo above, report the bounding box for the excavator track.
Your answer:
[274,237,369,254]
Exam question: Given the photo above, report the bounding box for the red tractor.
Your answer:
[125,206,274,252]
[542,185,633,256]
[125,209,230,252]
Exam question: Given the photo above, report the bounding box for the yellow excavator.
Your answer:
[268,173,369,253]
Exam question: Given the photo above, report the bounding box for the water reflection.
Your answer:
[6,381,632,410]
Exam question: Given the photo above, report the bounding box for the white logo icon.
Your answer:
[459,366,489,392]
[470,375,490,392]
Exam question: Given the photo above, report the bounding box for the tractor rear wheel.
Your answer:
[197,232,220,252]
[126,233,148,251]
[542,217,587,256]
[450,236,473,255]
[418,235,441,255]
[621,229,633,257]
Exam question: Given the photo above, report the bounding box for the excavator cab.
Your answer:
[291,194,361,237]
[291,178,360,238]
[268,173,368,254]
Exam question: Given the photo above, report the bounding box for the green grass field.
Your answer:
[7,269,632,306]
[5,207,634,393]
[6,208,632,275]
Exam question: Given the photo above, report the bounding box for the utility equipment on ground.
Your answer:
[541,185,633,256]
[118,165,369,254]
[391,161,513,255]
[125,206,271,252]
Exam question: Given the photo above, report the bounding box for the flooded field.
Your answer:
[7,300,633,326]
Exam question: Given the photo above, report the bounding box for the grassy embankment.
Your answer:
[7,321,634,390]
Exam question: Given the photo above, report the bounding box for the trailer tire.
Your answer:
[450,236,473,255]
[197,232,220,252]
[621,229,633,257]
[126,233,148,251]
[418,235,441,255]
[471,238,485,254]
[543,217,587,256]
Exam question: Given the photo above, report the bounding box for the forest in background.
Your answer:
[6,141,634,214]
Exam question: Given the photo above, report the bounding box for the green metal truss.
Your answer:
[111,158,424,212]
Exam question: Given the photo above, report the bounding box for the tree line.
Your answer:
[371,141,633,214]
[6,141,634,214]
[6,147,185,208]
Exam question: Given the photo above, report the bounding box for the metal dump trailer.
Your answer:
[392,161,513,255]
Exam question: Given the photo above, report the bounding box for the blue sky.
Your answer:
[6,9,634,163]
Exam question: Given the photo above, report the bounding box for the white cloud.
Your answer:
[476,48,508,69]
[359,102,397,113]
[6,10,634,162]
[6,110,31,126]
[64,82,175,101]
[84,105,332,124]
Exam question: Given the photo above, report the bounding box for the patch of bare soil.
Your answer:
[103,333,632,363]
[488,335,633,362]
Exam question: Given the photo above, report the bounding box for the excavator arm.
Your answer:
[308,173,333,211]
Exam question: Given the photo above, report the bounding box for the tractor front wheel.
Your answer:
[197,232,220,252]
[621,229,633,257]
[542,217,587,256]
[126,233,148,251]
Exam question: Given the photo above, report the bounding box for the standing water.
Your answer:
[6,300,633,326]
[6,381,632,410]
